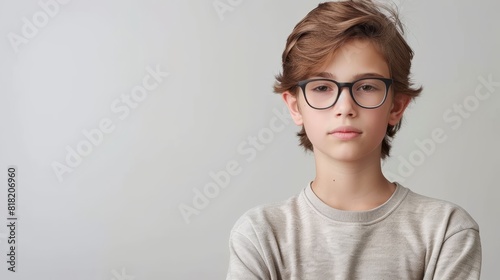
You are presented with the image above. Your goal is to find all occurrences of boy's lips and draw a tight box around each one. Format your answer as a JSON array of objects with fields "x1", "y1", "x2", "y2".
[
  {"x1": 329, "y1": 126, "x2": 362, "y2": 140},
  {"x1": 329, "y1": 126, "x2": 362, "y2": 134}
]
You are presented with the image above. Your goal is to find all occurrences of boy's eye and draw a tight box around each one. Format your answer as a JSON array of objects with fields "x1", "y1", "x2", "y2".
[
  {"x1": 313, "y1": 85, "x2": 332, "y2": 92},
  {"x1": 308, "y1": 81, "x2": 337, "y2": 93},
  {"x1": 357, "y1": 84, "x2": 377, "y2": 91}
]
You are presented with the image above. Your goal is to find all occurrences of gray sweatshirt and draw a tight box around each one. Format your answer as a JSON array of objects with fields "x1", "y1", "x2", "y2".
[{"x1": 226, "y1": 182, "x2": 481, "y2": 279}]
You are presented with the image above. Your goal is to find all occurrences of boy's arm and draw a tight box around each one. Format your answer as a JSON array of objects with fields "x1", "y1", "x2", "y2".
[
  {"x1": 226, "y1": 230, "x2": 271, "y2": 280},
  {"x1": 431, "y1": 228, "x2": 482, "y2": 280}
]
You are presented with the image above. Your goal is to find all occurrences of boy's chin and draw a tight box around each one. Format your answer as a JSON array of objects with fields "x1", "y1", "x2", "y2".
[{"x1": 313, "y1": 146, "x2": 381, "y2": 164}]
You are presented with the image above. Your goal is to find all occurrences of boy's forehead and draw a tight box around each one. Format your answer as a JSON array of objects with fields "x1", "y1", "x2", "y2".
[
  {"x1": 313, "y1": 71, "x2": 388, "y2": 80},
  {"x1": 337, "y1": 39, "x2": 375, "y2": 61},
  {"x1": 310, "y1": 39, "x2": 390, "y2": 79}
]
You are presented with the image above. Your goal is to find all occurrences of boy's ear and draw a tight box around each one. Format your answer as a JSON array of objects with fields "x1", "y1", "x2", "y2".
[
  {"x1": 388, "y1": 93, "x2": 411, "y2": 126},
  {"x1": 282, "y1": 91, "x2": 304, "y2": 126}
]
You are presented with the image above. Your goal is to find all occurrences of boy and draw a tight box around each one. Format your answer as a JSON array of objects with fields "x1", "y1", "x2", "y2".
[{"x1": 226, "y1": 1, "x2": 481, "y2": 279}]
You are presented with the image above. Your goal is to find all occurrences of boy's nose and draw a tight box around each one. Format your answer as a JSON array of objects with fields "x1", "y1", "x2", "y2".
[{"x1": 334, "y1": 87, "x2": 357, "y2": 117}]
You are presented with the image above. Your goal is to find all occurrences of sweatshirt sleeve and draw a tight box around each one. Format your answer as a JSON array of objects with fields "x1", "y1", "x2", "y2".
[
  {"x1": 432, "y1": 228, "x2": 482, "y2": 280},
  {"x1": 226, "y1": 229, "x2": 271, "y2": 280}
]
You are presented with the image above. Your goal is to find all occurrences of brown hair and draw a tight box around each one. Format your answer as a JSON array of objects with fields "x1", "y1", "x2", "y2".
[{"x1": 273, "y1": 0, "x2": 422, "y2": 159}]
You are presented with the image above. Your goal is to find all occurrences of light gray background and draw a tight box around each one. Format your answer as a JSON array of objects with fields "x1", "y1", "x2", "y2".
[{"x1": 0, "y1": 0, "x2": 498, "y2": 279}]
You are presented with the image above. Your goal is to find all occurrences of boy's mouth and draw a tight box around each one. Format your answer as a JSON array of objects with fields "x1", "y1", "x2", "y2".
[
  {"x1": 329, "y1": 126, "x2": 362, "y2": 134},
  {"x1": 329, "y1": 126, "x2": 362, "y2": 140}
]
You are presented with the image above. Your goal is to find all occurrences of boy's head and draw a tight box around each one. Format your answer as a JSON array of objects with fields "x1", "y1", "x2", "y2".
[{"x1": 274, "y1": 0, "x2": 422, "y2": 159}]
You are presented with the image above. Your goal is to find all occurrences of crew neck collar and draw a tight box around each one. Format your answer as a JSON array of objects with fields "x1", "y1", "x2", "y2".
[{"x1": 302, "y1": 181, "x2": 409, "y2": 224}]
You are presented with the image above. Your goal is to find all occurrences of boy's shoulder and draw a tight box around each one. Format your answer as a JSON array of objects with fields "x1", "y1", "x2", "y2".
[
  {"x1": 401, "y1": 185, "x2": 480, "y2": 232},
  {"x1": 229, "y1": 183, "x2": 479, "y2": 238},
  {"x1": 230, "y1": 191, "x2": 303, "y2": 235}
]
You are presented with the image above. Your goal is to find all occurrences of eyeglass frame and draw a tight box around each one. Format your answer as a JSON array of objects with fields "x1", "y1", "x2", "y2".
[{"x1": 296, "y1": 77, "x2": 393, "y2": 110}]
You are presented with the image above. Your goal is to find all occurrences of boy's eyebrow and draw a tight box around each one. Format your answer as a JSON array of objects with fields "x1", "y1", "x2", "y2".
[{"x1": 313, "y1": 72, "x2": 388, "y2": 80}]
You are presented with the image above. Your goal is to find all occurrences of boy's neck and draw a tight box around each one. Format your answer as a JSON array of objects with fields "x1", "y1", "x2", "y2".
[{"x1": 311, "y1": 151, "x2": 395, "y2": 211}]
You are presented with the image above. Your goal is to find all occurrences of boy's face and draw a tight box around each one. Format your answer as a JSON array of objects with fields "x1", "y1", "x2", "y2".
[{"x1": 283, "y1": 39, "x2": 410, "y2": 162}]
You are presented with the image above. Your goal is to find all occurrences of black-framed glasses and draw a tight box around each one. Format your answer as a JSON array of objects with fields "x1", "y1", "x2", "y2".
[{"x1": 297, "y1": 77, "x2": 393, "y2": 109}]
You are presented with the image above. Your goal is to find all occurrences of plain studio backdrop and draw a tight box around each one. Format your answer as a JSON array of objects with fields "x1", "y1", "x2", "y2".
[{"x1": 0, "y1": 0, "x2": 498, "y2": 279}]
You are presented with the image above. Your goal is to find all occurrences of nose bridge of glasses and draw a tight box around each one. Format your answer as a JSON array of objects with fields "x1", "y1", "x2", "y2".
[{"x1": 336, "y1": 82, "x2": 356, "y2": 102}]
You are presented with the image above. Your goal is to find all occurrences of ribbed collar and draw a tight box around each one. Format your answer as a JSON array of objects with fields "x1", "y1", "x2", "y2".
[{"x1": 302, "y1": 181, "x2": 409, "y2": 224}]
